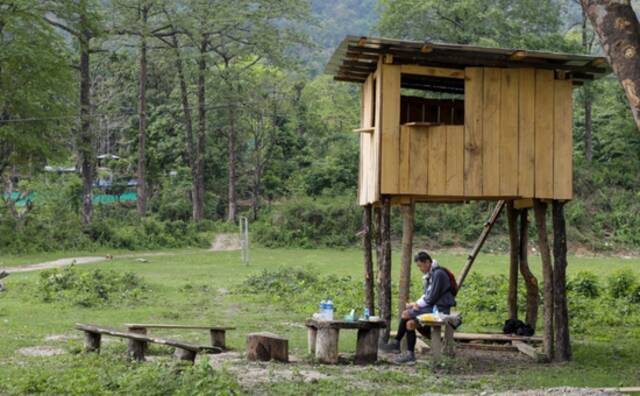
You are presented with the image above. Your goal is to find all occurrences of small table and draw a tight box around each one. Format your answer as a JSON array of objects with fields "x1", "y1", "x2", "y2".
[
  {"x1": 305, "y1": 319, "x2": 386, "y2": 364},
  {"x1": 417, "y1": 318, "x2": 455, "y2": 357}
]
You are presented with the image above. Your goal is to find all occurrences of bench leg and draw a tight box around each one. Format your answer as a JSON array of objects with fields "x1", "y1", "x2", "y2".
[
  {"x1": 175, "y1": 347, "x2": 197, "y2": 363},
  {"x1": 431, "y1": 325, "x2": 442, "y2": 358},
  {"x1": 128, "y1": 339, "x2": 146, "y2": 362},
  {"x1": 209, "y1": 329, "x2": 226, "y2": 349},
  {"x1": 443, "y1": 325, "x2": 455, "y2": 357},
  {"x1": 307, "y1": 327, "x2": 317, "y2": 355},
  {"x1": 128, "y1": 327, "x2": 148, "y2": 356},
  {"x1": 315, "y1": 328, "x2": 339, "y2": 364},
  {"x1": 355, "y1": 328, "x2": 379, "y2": 364},
  {"x1": 84, "y1": 331, "x2": 101, "y2": 353}
]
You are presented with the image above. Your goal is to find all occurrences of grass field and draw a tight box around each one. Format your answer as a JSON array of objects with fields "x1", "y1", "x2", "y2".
[{"x1": 1, "y1": 247, "x2": 639, "y2": 395}]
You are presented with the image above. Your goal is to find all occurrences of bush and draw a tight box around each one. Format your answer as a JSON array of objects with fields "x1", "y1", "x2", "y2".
[
  {"x1": 37, "y1": 266, "x2": 148, "y2": 307},
  {"x1": 253, "y1": 195, "x2": 361, "y2": 248},
  {"x1": 568, "y1": 271, "x2": 601, "y2": 299},
  {"x1": 235, "y1": 267, "x2": 365, "y2": 316},
  {"x1": 607, "y1": 269, "x2": 637, "y2": 299}
]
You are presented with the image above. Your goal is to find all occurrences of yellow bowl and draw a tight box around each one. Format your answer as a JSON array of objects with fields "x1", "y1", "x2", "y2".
[{"x1": 417, "y1": 313, "x2": 437, "y2": 322}]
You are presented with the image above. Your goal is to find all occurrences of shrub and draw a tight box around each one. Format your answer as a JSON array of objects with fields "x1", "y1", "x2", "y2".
[
  {"x1": 37, "y1": 266, "x2": 148, "y2": 307},
  {"x1": 568, "y1": 271, "x2": 601, "y2": 299},
  {"x1": 235, "y1": 267, "x2": 364, "y2": 316},
  {"x1": 607, "y1": 269, "x2": 637, "y2": 299}
]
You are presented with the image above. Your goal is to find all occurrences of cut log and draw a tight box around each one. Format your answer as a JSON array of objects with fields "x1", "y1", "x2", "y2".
[
  {"x1": 355, "y1": 328, "x2": 379, "y2": 364},
  {"x1": 174, "y1": 347, "x2": 197, "y2": 363},
  {"x1": 453, "y1": 332, "x2": 542, "y2": 343},
  {"x1": 307, "y1": 327, "x2": 317, "y2": 354},
  {"x1": 84, "y1": 331, "x2": 101, "y2": 353},
  {"x1": 246, "y1": 332, "x2": 288, "y2": 363},
  {"x1": 443, "y1": 325, "x2": 455, "y2": 356},
  {"x1": 430, "y1": 326, "x2": 443, "y2": 357},
  {"x1": 315, "y1": 328, "x2": 339, "y2": 364},
  {"x1": 512, "y1": 340, "x2": 545, "y2": 362},
  {"x1": 128, "y1": 339, "x2": 146, "y2": 362},
  {"x1": 209, "y1": 329, "x2": 226, "y2": 349}
]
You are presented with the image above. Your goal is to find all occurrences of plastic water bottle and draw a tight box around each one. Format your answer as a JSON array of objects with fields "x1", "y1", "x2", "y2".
[
  {"x1": 326, "y1": 299, "x2": 334, "y2": 321},
  {"x1": 433, "y1": 306, "x2": 440, "y2": 319},
  {"x1": 320, "y1": 300, "x2": 327, "y2": 320},
  {"x1": 364, "y1": 307, "x2": 370, "y2": 320}
]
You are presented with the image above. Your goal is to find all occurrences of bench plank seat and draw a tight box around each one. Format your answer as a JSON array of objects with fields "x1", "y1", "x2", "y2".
[
  {"x1": 123, "y1": 323, "x2": 234, "y2": 350},
  {"x1": 75, "y1": 323, "x2": 221, "y2": 363}
]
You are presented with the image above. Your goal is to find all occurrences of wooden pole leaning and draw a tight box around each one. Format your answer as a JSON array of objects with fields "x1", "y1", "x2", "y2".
[{"x1": 457, "y1": 200, "x2": 506, "y2": 290}]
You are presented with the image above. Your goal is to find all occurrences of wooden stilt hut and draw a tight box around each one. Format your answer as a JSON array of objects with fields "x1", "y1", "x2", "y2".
[{"x1": 325, "y1": 36, "x2": 610, "y2": 362}]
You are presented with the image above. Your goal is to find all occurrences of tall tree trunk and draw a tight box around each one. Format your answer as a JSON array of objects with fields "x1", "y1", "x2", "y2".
[
  {"x1": 582, "y1": 8, "x2": 594, "y2": 162},
  {"x1": 227, "y1": 101, "x2": 237, "y2": 223},
  {"x1": 170, "y1": 34, "x2": 200, "y2": 221},
  {"x1": 534, "y1": 199, "x2": 554, "y2": 361},
  {"x1": 519, "y1": 209, "x2": 539, "y2": 329},
  {"x1": 79, "y1": 32, "x2": 94, "y2": 227},
  {"x1": 195, "y1": 38, "x2": 207, "y2": 220},
  {"x1": 398, "y1": 203, "x2": 414, "y2": 316},
  {"x1": 507, "y1": 202, "x2": 520, "y2": 321},
  {"x1": 552, "y1": 201, "x2": 572, "y2": 361},
  {"x1": 581, "y1": 0, "x2": 640, "y2": 130},
  {"x1": 378, "y1": 196, "x2": 392, "y2": 343},
  {"x1": 363, "y1": 204, "x2": 375, "y2": 315},
  {"x1": 136, "y1": 6, "x2": 148, "y2": 216}
]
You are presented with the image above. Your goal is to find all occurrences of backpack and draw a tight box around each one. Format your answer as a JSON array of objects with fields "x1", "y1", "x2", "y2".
[{"x1": 435, "y1": 267, "x2": 458, "y2": 296}]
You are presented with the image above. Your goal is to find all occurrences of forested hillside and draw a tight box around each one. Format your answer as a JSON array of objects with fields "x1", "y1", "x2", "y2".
[{"x1": 1, "y1": 0, "x2": 639, "y2": 254}]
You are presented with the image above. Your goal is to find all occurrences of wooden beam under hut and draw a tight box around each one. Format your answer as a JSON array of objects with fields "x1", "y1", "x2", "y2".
[
  {"x1": 552, "y1": 200, "x2": 571, "y2": 361},
  {"x1": 507, "y1": 202, "x2": 519, "y2": 321},
  {"x1": 377, "y1": 196, "x2": 392, "y2": 343},
  {"x1": 534, "y1": 199, "x2": 554, "y2": 361},
  {"x1": 362, "y1": 204, "x2": 375, "y2": 314},
  {"x1": 519, "y1": 208, "x2": 539, "y2": 329},
  {"x1": 398, "y1": 203, "x2": 414, "y2": 315}
]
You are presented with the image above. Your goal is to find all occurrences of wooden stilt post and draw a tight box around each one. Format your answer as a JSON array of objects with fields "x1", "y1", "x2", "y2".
[
  {"x1": 507, "y1": 202, "x2": 520, "y2": 321},
  {"x1": 363, "y1": 204, "x2": 375, "y2": 315},
  {"x1": 534, "y1": 199, "x2": 554, "y2": 361},
  {"x1": 552, "y1": 200, "x2": 571, "y2": 361},
  {"x1": 398, "y1": 203, "x2": 414, "y2": 316},
  {"x1": 378, "y1": 196, "x2": 392, "y2": 343},
  {"x1": 457, "y1": 200, "x2": 506, "y2": 290},
  {"x1": 519, "y1": 208, "x2": 539, "y2": 328}
]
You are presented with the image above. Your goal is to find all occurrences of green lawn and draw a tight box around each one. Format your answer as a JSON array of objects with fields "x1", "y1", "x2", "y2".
[{"x1": 1, "y1": 247, "x2": 639, "y2": 395}]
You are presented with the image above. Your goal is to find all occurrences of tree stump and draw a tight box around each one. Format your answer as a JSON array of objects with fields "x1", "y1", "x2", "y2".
[
  {"x1": 355, "y1": 328, "x2": 379, "y2": 364},
  {"x1": 315, "y1": 328, "x2": 339, "y2": 364},
  {"x1": 127, "y1": 326, "x2": 148, "y2": 357},
  {"x1": 246, "y1": 332, "x2": 288, "y2": 362},
  {"x1": 209, "y1": 329, "x2": 226, "y2": 349},
  {"x1": 128, "y1": 339, "x2": 146, "y2": 362},
  {"x1": 307, "y1": 327, "x2": 317, "y2": 355},
  {"x1": 174, "y1": 347, "x2": 197, "y2": 363},
  {"x1": 84, "y1": 331, "x2": 101, "y2": 353}
]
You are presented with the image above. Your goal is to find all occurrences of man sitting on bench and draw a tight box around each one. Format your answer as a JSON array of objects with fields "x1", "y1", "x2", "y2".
[{"x1": 381, "y1": 251, "x2": 456, "y2": 364}]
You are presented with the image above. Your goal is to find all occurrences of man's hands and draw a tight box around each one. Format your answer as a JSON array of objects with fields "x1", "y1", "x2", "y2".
[{"x1": 401, "y1": 302, "x2": 419, "y2": 320}]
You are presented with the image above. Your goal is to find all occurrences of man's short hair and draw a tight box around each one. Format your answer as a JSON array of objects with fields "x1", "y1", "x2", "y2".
[{"x1": 414, "y1": 251, "x2": 432, "y2": 263}]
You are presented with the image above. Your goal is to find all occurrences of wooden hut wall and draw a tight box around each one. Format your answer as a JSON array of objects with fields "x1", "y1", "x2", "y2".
[
  {"x1": 463, "y1": 67, "x2": 573, "y2": 200},
  {"x1": 375, "y1": 66, "x2": 573, "y2": 202}
]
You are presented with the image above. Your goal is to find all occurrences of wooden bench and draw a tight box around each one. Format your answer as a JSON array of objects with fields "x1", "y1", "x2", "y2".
[
  {"x1": 305, "y1": 319, "x2": 386, "y2": 364},
  {"x1": 123, "y1": 323, "x2": 235, "y2": 350},
  {"x1": 76, "y1": 323, "x2": 222, "y2": 363},
  {"x1": 416, "y1": 317, "x2": 456, "y2": 358}
]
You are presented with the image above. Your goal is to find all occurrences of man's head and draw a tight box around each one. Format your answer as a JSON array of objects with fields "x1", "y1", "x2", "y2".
[{"x1": 414, "y1": 251, "x2": 433, "y2": 274}]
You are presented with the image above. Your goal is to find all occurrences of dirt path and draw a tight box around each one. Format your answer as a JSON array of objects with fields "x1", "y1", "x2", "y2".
[{"x1": 3, "y1": 233, "x2": 242, "y2": 274}]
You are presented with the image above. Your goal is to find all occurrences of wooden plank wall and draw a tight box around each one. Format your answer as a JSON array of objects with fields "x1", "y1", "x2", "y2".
[
  {"x1": 358, "y1": 73, "x2": 374, "y2": 205},
  {"x1": 368, "y1": 65, "x2": 573, "y2": 203}
]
